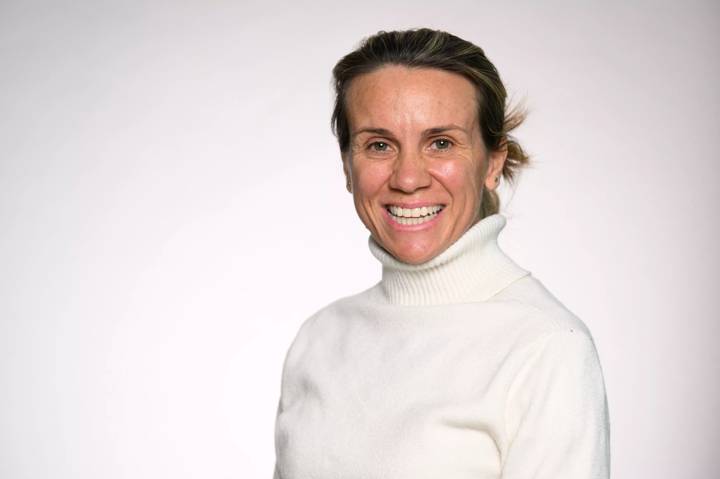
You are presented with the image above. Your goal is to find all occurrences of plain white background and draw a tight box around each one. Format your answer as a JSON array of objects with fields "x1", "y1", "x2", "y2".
[{"x1": 1, "y1": 0, "x2": 718, "y2": 477}]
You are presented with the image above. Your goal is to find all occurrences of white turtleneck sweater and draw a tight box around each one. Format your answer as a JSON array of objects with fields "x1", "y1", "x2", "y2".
[{"x1": 273, "y1": 214, "x2": 610, "y2": 478}]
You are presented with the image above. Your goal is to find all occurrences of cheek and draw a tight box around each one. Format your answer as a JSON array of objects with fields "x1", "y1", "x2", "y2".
[
  {"x1": 435, "y1": 160, "x2": 482, "y2": 197},
  {"x1": 352, "y1": 163, "x2": 389, "y2": 199}
]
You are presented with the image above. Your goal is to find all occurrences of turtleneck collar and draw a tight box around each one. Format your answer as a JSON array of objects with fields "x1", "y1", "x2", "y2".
[{"x1": 367, "y1": 213, "x2": 530, "y2": 306}]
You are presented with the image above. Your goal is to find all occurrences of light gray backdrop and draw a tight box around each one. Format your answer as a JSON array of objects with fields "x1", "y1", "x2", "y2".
[{"x1": 1, "y1": 0, "x2": 718, "y2": 477}]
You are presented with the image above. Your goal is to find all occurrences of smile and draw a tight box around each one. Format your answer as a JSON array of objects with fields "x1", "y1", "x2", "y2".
[{"x1": 385, "y1": 205, "x2": 445, "y2": 225}]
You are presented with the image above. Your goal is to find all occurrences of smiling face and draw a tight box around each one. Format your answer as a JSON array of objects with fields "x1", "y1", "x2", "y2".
[{"x1": 342, "y1": 65, "x2": 507, "y2": 265}]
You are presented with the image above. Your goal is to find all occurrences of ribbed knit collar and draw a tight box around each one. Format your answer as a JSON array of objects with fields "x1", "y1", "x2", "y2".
[{"x1": 367, "y1": 213, "x2": 530, "y2": 306}]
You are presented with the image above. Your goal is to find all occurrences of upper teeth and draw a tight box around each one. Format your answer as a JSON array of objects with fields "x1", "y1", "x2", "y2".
[{"x1": 388, "y1": 205, "x2": 444, "y2": 218}]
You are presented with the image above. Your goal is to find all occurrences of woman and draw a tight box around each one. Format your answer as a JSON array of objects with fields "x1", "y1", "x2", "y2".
[{"x1": 273, "y1": 28, "x2": 610, "y2": 478}]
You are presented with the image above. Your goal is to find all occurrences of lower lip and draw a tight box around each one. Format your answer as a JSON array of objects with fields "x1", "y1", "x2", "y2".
[{"x1": 382, "y1": 207, "x2": 445, "y2": 231}]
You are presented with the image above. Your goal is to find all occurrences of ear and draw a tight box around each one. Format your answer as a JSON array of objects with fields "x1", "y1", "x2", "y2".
[
  {"x1": 342, "y1": 153, "x2": 352, "y2": 193},
  {"x1": 484, "y1": 146, "x2": 508, "y2": 191}
]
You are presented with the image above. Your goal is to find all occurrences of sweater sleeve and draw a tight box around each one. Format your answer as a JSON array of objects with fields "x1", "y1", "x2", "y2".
[{"x1": 502, "y1": 329, "x2": 610, "y2": 479}]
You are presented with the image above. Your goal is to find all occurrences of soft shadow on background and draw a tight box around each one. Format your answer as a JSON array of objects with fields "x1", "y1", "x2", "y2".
[{"x1": 1, "y1": 1, "x2": 718, "y2": 477}]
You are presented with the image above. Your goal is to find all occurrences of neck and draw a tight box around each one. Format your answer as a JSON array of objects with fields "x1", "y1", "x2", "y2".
[{"x1": 367, "y1": 214, "x2": 529, "y2": 306}]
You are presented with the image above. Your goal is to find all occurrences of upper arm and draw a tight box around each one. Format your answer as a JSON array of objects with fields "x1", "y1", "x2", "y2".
[{"x1": 502, "y1": 329, "x2": 610, "y2": 478}]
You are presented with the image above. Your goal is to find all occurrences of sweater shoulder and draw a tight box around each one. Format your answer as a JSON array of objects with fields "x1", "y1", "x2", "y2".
[
  {"x1": 282, "y1": 285, "x2": 377, "y2": 353},
  {"x1": 286, "y1": 275, "x2": 595, "y2": 360},
  {"x1": 489, "y1": 273, "x2": 593, "y2": 338}
]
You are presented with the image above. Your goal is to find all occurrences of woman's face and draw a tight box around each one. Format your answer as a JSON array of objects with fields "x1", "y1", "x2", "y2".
[{"x1": 343, "y1": 65, "x2": 506, "y2": 265}]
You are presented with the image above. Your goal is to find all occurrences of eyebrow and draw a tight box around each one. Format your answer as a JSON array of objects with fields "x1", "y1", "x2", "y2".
[{"x1": 351, "y1": 124, "x2": 468, "y2": 139}]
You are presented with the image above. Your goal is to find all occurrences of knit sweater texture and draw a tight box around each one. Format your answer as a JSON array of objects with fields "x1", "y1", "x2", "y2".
[{"x1": 273, "y1": 213, "x2": 610, "y2": 478}]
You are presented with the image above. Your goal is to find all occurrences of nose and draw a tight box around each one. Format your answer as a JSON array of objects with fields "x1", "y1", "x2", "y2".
[{"x1": 388, "y1": 149, "x2": 432, "y2": 193}]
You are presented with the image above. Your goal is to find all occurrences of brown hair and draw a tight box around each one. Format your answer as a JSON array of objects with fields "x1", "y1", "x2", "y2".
[{"x1": 330, "y1": 28, "x2": 530, "y2": 218}]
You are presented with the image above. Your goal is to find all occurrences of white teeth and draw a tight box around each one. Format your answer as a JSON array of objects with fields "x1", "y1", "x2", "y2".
[
  {"x1": 388, "y1": 205, "x2": 443, "y2": 218},
  {"x1": 387, "y1": 205, "x2": 444, "y2": 225}
]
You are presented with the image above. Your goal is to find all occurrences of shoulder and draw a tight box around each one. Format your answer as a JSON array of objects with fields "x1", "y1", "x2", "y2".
[
  {"x1": 282, "y1": 286, "x2": 377, "y2": 356},
  {"x1": 482, "y1": 273, "x2": 604, "y2": 370},
  {"x1": 490, "y1": 273, "x2": 593, "y2": 337},
  {"x1": 496, "y1": 276, "x2": 607, "y2": 404}
]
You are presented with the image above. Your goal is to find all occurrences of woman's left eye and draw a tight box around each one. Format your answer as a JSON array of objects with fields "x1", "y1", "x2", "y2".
[{"x1": 432, "y1": 138, "x2": 452, "y2": 150}]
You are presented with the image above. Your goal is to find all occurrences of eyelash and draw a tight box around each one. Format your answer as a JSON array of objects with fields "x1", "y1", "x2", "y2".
[
  {"x1": 369, "y1": 141, "x2": 391, "y2": 152},
  {"x1": 367, "y1": 138, "x2": 453, "y2": 152},
  {"x1": 431, "y1": 138, "x2": 453, "y2": 150}
]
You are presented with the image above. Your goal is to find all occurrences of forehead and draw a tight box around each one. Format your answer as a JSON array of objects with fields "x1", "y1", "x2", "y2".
[{"x1": 345, "y1": 65, "x2": 478, "y2": 131}]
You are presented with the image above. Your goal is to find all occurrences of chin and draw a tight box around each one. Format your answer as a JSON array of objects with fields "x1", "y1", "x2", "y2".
[
  {"x1": 389, "y1": 241, "x2": 442, "y2": 265},
  {"x1": 398, "y1": 254, "x2": 432, "y2": 265}
]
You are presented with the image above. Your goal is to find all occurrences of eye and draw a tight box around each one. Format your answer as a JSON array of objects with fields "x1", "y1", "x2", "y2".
[
  {"x1": 431, "y1": 138, "x2": 453, "y2": 150},
  {"x1": 369, "y1": 141, "x2": 390, "y2": 152}
]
